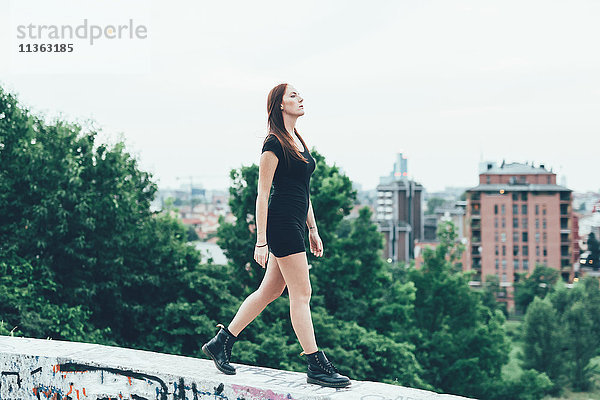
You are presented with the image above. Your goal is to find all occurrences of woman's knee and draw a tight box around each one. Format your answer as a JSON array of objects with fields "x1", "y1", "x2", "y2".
[
  {"x1": 258, "y1": 286, "x2": 285, "y2": 303},
  {"x1": 289, "y1": 286, "x2": 312, "y2": 304}
]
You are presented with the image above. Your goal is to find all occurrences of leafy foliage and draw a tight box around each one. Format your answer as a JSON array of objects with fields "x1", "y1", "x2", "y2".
[{"x1": 513, "y1": 265, "x2": 560, "y2": 314}]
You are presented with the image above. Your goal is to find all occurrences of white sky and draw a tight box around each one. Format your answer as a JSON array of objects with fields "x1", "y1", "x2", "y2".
[{"x1": 1, "y1": 0, "x2": 599, "y2": 193}]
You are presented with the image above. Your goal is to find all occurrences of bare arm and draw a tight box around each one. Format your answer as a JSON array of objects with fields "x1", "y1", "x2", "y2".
[
  {"x1": 306, "y1": 197, "x2": 318, "y2": 233},
  {"x1": 256, "y1": 151, "x2": 278, "y2": 245}
]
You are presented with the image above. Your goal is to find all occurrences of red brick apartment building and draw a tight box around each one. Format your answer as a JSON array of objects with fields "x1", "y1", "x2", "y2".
[{"x1": 466, "y1": 162, "x2": 573, "y2": 312}]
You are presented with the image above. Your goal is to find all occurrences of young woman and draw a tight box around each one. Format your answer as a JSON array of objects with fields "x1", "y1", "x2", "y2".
[{"x1": 202, "y1": 83, "x2": 351, "y2": 388}]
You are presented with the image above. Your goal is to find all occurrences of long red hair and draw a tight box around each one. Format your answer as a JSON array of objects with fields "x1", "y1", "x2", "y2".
[{"x1": 264, "y1": 83, "x2": 309, "y2": 167}]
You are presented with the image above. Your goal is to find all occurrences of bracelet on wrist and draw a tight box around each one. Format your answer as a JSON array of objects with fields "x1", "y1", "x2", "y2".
[{"x1": 255, "y1": 242, "x2": 268, "y2": 248}]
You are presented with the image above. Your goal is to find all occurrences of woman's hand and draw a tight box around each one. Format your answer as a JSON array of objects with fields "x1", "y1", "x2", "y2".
[
  {"x1": 309, "y1": 230, "x2": 323, "y2": 257},
  {"x1": 254, "y1": 244, "x2": 269, "y2": 268}
]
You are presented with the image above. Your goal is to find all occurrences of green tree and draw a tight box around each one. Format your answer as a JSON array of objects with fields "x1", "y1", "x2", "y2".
[
  {"x1": 0, "y1": 85, "x2": 218, "y2": 352},
  {"x1": 549, "y1": 278, "x2": 600, "y2": 392},
  {"x1": 186, "y1": 224, "x2": 200, "y2": 242},
  {"x1": 426, "y1": 197, "x2": 446, "y2": 215},
  {"x1": 478, "y1": 274, "x2": 508, "y2": 317},
  {"x1": 519, "y1": 296, "x2": 565, "y2": 392},
  {"x1": 587, "y1": 232, "x2": 600, "y2": 270},
  {"x1": 513, "y1": 265, "x2": 560, "y2": 314},
  {"x1": 408, "y1": 221, "x2": 510, "y2": 398}
]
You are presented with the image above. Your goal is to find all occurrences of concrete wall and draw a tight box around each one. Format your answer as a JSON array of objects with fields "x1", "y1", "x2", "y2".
[{"x1": 0, "y1": 336, "x2": 474, "y2": 400}]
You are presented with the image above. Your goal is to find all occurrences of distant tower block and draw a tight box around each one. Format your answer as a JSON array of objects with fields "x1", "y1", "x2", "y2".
[
  {"x1": 377, "y1": 153, "x2": 424, "y2": 263},
  {"x1": 393, "y1": 153, "x2": 408, "y2": 179}
]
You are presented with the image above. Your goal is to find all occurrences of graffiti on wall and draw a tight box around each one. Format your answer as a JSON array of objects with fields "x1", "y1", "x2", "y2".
[
  {"x1": 0, "y1": 354, "x2": 417, "y2": 400},
  {"x1": 0, "y1": 355, "x2": 279, "y2": 400}
]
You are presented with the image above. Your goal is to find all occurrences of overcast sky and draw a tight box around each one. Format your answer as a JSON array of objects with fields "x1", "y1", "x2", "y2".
[{"x1": 1, "y1": 0, "x2": 598, "y2": 194}]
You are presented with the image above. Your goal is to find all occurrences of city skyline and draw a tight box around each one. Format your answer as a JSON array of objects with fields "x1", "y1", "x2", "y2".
[{"x1": 1, "y1": 0, "x2": 598, "y2": 194}]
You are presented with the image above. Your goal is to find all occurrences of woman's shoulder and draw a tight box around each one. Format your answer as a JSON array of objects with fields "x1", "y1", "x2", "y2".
[{"x1": 262, "y1": 133, "x2": 284, "y2": 158}]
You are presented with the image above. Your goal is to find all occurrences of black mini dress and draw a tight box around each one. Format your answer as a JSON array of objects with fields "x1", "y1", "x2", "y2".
[{"x1": 261, "y1": 133, "x2": 316, "y2": 257}]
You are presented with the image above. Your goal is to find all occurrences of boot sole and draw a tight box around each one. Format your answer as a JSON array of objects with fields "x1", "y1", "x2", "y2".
[
  {"x1": 307, "y1": 376, "x2": 351, "y2": 388},
  {"x1": 202, "y1": 344, "x2": 236, "y2": 375}
]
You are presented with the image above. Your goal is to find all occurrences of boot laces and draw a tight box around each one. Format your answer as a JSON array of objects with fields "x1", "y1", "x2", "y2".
[
  {"x1": 224, "y1": 336, "x2": 231, "y2": 363},
  {"x1": 321, "y1": 356, "x2": 339, "y2": 374},
  {"x1": 217, "y1": 324, "x2": 234, "y2": 363}
]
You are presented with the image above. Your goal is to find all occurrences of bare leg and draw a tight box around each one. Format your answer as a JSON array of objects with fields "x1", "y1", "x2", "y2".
[
  {"x1": 227, "y1": 252, "x2": 286, "y2": 336},
  {"x1": 276, "y1": 251, "x2": 318, "y2": 354}
]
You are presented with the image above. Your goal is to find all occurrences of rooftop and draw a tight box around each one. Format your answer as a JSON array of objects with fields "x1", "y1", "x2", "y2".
[
  {"x1": 480, "y1": 162, "x2": 552, "y2": 175},
  {"x1": 467, "y1": 183, "x2": 571, "y2": 193}
]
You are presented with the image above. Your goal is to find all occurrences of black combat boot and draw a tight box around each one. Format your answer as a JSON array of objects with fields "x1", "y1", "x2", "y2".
[
  {"x1": 202, "y1": 323, "x2": 237, "y2": 375},
  {"x1": 302, "y1": 350, "x2": 351, "y2": 388}
]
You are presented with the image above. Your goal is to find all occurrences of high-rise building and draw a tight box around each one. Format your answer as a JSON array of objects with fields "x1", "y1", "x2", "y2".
[
  {"x1": 466, "y1": 161, "x2": 573, "y2": 311},
  {"x1": 376, "y1": 153, "x2": 424, "y2": 263}
]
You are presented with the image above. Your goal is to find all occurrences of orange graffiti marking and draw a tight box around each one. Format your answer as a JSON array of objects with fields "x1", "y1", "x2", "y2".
[
  {"x1": 127, "y1": 377, "x2": 132, "y2": 385},
  {"x1": 33, "y1": 387, "x2": 38, "y2": 396},
  {"x1": 76, "y1": 389, "x2": 80, "y2": 400},
  {"x1": 66, "y1": 385, "x2": 73, "y2": 396},
  {"x1": 83, "y1": 388, "x2": 87, "y2": 396},
  {"x1": 119, "y1": 394, "x2": 123, "y2": 399}
]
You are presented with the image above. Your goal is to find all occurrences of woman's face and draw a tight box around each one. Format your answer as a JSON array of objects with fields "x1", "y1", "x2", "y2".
[{"x1": 281, "y1": 85, "x2": 304, "y2": 117}]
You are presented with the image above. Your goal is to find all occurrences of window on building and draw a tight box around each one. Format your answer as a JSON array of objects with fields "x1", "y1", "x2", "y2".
[
  {"x1": 502, "y1": 272, "x2": 507, "y2": 281},
  {"x1": 547, "y1": 176, "x2": 551, "y2": 184},
  {"x1": 495, "y1": 231, "x2": 499, "y2": 242},
  {"x1": 543, "y1": 232, "x2": 547, "y2": 241},
  {"x1": 513, "y1": 245, "x2": 519, "y2": 256},
  {"x1": 512, "y1": 193, "x2": 518, "y2": 201},
  {"x1": 513, "y1": 218, "x2": 518, "y2": 228},
  {"x1": 522, "y1": 218, "x2": 528, "y2": 229},
  {"x1": 501, "y1": 204, "x2": 506, "y2": 215},
  {"x1": 535, "y1": 205, "x2": 539, "y2": 215},
  {"x1": 495, "y1": 245, "x2": 499, "y2": 256},
  {"x1": 502, "y1": 218, "x2": 506, "y2": 228},
  {"x1": 487, "y1": 176, "x2": 491, "y2": 184},
  {"x1": 513, "y1": 204, "x2": 518, "y2": 214},
  {"x1": 521, "y1": 192, "x2": 528, "y2": 201},
  {"x1": 502, "y1": 259, "x2": 507, "y2": 270},
  {"x1": 514, "y1": 259, "x2": 519, "y2": 269},
  {"x1": 543, "y1": 247, "x2": 547, "y2": 257},
  {"x1": 513, "y1": 232, "x2": 519, "y2": 242},
  {"x1": 524, "y1": 259, "x2": 529, "y2": 269},
  {"x1": 522, "y1": 204, "x2": 528, "y2": 214},
  {"x1": 522, "y1": 232, "x2": 528, "y2": 242},
  {"x1": 536, "y1": 246, "x2": 540, "y2": 256},
  {"x1": 543, "y1": 219, "x2": 547, "y2": 229},
  {"x1": 543, "y1": 205, "x2": 546, "y2": 215},
  {"x1": 535, "y1": 232, "x2": 540, "y2": 242},
  {"x1": 495, "y1": 259, "x2": 499, "y2": 269},
  {"x1": 502, "y1": 245, "x2": 506, "y2": 256},
  {"x1": 495, "y1": 218, "x2": 498, "y2": 228},
  {"x1": 535, "y1": 219, "x2": 539, "y2": 229},
  {"x1": 501, "y1": 233, "x2": 506, "y2": 242},
  {"x1": 523, "y1": 245, "x2": 529, "y2": 256},
  {"x1": 494, "y1": 204, "x2": 498, "y2": 214}
]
